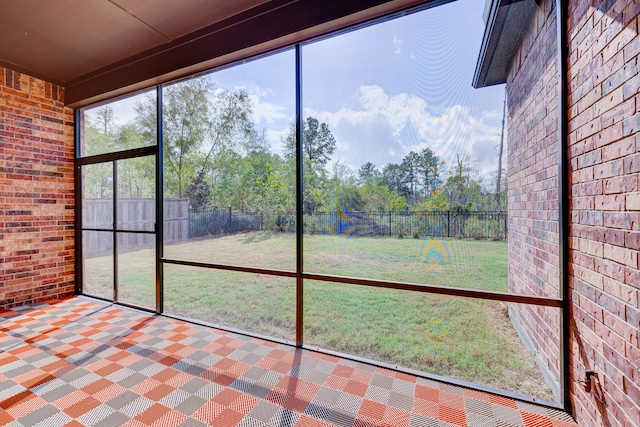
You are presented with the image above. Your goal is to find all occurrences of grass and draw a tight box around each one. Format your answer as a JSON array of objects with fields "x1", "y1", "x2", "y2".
[
  {"x1": 83, "y1": 231, "x2": 553, "y2": 400},
  {"x1": 162, "y1": 232, "x2": 508, "y2": 291}
]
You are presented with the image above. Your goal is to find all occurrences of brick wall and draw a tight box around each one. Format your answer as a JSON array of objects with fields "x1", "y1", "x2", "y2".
[
  {"x1": 0, "y1": 67, "x2": 75, "y2": 309},
  {"x1": 506, "y1": 0, "x2": 562, "y2": 400},
  {"x1": 506, "y1": 0, "x2": 640, "y2": 423},
  {"x1": 567, "y1": 0, "x2": 640, "y2": 425}
]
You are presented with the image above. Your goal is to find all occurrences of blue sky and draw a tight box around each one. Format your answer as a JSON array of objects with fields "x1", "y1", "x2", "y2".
[{"x1": 91, "y1": 0, "x2": 506, "y2": 184}]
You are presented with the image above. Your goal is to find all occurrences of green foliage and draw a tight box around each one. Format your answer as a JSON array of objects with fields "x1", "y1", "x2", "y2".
[
  {"x1": 84, "y1": 88, "x2": 505, "y2": 217},
  {"x1": 185, "y1": 168, "x2": 213, "y2": 209},
  {"x1": 382, "y1": 163, "x2": 411, "y2": 199},
  {"x1": 82, "y1": 107, "x2": 154, "y2": 199},
  {"x1": 274, "y1": 214, "x2": 295, "y2": 232},
  {"x1": 135, "y1": 78, "x2": 255, "y2": 199},
  {"x1": 464, "y1": 216, "x2": 507, "y2": 240},
  {"x1": 357, "y1": 161, "x2": 380, "y2": 185},
  {"x1": 284, "y1": 117, "x2": 337, "y2": 166},
  {"x1": 283, "y1": 117, "x2": 338, "y2": 214},
  {"x1": 82, "y1": 163, "x2": 112, "y2": 199}
]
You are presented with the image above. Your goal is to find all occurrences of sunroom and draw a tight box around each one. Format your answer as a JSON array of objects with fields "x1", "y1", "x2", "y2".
[{"x1": 2, "y1": 0, "x2": 638, "y2": 426}]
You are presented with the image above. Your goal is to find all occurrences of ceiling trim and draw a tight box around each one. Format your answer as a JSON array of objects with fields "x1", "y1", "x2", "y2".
[{"x1": 0, "y1": 59, "x2": 65, "y2": 87}]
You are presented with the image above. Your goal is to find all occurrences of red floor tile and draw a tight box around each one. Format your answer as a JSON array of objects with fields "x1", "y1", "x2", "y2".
[
  {"x1": 439, "y1": 404, "x2": 468, "y2": 426},
  {"x1": 0, "y1": 298, "x2": 577, "y2": 427},
  {"x1": 134, "y1": 403, "x2": 172, "y2": 425},
  {"x1": 64, "y1": 396, "x2": 101, "y2": 418}
]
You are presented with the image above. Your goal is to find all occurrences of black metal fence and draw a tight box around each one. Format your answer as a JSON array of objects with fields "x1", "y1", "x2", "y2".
[{"x1": 188, "y1": 207, "x2": 507, "y2": 241}]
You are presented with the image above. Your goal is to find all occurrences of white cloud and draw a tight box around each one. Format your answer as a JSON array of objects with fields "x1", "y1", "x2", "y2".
[
  {"x1": 266, "y1": 126, "x2": 291, "y2": 155},
  {"x1": 229, "y1": 82, "x2": 275, "y2": 98},
  {"x1": 305, "y1": 85, "x2": 502, "y2": 180},
  {"x1": 248, "y1": 94, "x2": 287, "y2": 124},
  {"x1": 481, "y1": 109, "x2": 504, "y2": 121}
]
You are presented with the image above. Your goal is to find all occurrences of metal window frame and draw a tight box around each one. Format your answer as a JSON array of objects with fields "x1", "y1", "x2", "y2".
[
  {"x1": 556, "y1": 0, "x2": 570, "y2": 414},
  {"x1": 73, "y1": 0, "x2": 569, "y2": 412}
]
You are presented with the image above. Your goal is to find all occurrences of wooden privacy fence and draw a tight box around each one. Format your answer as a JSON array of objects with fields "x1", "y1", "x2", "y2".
[{"x1": 83, "y1": 198, "x2": 188, "y2": 254}]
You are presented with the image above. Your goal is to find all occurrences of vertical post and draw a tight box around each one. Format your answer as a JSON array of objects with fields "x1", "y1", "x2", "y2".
[
  {"x1": 447, "y1": 211, "x2": 450, "y2": 238},
  {"x1": 156, "y1": 85, "x2": 164, "y2": 314},
  {"x1": 504, "y1": 212, "x2": 507, "y2": 240},
  {"x1": 113, "y1": 161, "x2": 118, "y2": 302},
  {"x1": 74, "y1": 109, "x2": 83, "y2": 295},
  {"x1": 556, "y1": 0, "x2": 570, "y2": 413},
  {"x1": 388, "y1": 211, "x2": 392, "y2": 237},
  {"x1": 295, "y1": 44, "x2": 304, "y2": 347}
]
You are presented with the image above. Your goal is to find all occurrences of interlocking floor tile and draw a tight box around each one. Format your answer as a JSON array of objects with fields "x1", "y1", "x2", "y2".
[{"x1": 0, "y1": 298, "x2": 577, "y2": 427}]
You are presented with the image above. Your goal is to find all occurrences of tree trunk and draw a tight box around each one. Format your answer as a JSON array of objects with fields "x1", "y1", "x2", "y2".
[{"x1": 496, "y1": 94, "x2": 506, "y2": 209}]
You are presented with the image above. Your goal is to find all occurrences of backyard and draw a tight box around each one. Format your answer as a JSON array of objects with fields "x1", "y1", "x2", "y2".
[{"x1": 83, "y1": 232, "x2": 553, "y2": 400}]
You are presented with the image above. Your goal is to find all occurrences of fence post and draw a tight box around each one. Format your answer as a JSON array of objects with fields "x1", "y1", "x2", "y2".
[
  {"x1": 447, "y1": 211, "x2": 450, "y2": 238},
  {"x1": 388, "y1": 211, "x2": 392, "y2": 237}
]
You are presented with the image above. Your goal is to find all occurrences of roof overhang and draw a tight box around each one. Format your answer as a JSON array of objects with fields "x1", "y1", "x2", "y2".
[
  {"x1": 66, "y1": 0, "x2": 434, "y2": 108},
  {"x1": 472, "y1": 0, "x2": 538, "y2": 88},
  {"x1": 2, "y1": 0, "x2": 453, "y2": 108}
]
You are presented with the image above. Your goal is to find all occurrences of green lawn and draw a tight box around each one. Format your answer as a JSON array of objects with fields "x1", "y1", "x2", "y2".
[
  {"x1": 162, "y1": 232, "x2": 508, "y2": 291},
  {"x1": 83, "y1": 232, "x2": 553, "y2": 400}
]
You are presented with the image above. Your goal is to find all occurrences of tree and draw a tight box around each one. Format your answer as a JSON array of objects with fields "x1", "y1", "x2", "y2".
[
  {"x1": 284, "y1": 117, "x2": 336, "y2": 166},
  {"x1": 381, "y1": 163, "x2": 410, "y2": 199},
  {"x1": 401, "y1": 151, "x2": 426, "y2": 206},
  {"x1": 135, "y1": 78, "x2": 254, "y2": 199},
  {"x1": 445, "y1": 154, "x2": 476, "y2": 211},
  {"x1": 137, "y1": 79, "x2": 209, "y2": 198},
  {"x1": 417, "y1": 148, "x2": 443, "y2": 198},
  {"x1": 490, "y1": 168, "x2": 507, "y2": 211},
  {"x1": 94, "y1": 106, "x2": 114, "y2": 135},
  {"x1": 83, "y1": 107, "x2": 116, "y2": 156},
  {"x1": 185, "y1": 168, "x2": 213, "y2": 209},
  {"x1": 357, "y1": 162, "x2": 380, "y2": 185},
  {"x1": 283, "y1": 117, "x2": 337, "y2": 213},
  {"x1": 200, "y1": 88, "x2": 254, "y2": 170},
  {"x1": 115, "y1": 124, "x2": 154, "y2": 199}
]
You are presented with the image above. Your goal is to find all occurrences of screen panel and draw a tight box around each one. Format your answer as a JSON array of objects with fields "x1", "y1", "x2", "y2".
[
  {"x1": 162, "y1": 49, "x2": 296, "y2": 272},
  {"x1": 303, "y1": 280, "x2": 560, "y2": 402},
  {"x1": 80, "y1": 89, "x2": 157, "y2": 157},
  {"x1": 116, "y1": 155, "x2": 156, "y2": 232},
  {"x1": 164, "y1": 264, "x2": 296, "y2": 342},
  {"x1": 116, "y1": 233, "x2": 156, "y2": 309},
  {"x1": 82, "y1": 230, "x2": 113, "y2": 300},
  {"x1": 82, "y1": 163, "x2": 113, "y2": 230}
]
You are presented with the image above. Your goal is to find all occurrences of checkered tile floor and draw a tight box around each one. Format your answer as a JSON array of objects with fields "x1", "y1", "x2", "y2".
[{"x1": 0, "y1": 298, "x2": 576, "y2": 426}]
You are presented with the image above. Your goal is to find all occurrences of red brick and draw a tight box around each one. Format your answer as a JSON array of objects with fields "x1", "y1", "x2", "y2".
[
  {"x1": 603, "y1": 175, "x2": 638, "y2": 194},
  {"x1": 511, "y1": 0, "x2": 640, "y2": 423},
  {"x1": 0, "y1": 66, "x2": 74, "y2": 311},
  {"x1": 628, "y1": 192, "x2": 640, "y2": 210}
]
